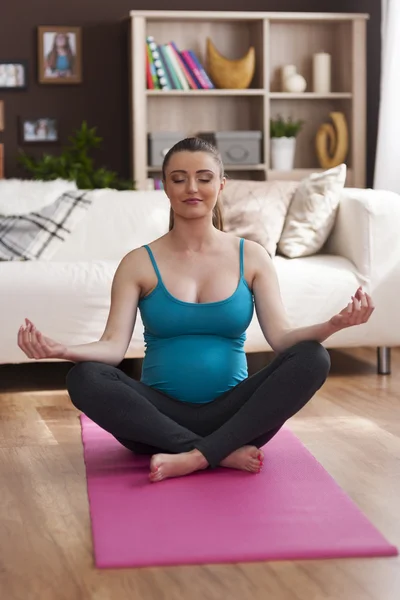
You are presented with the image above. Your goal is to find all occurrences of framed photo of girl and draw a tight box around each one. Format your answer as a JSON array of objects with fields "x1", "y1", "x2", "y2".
[{"x1": 38, "y1": 26, "x2": 82, "y2": 84}]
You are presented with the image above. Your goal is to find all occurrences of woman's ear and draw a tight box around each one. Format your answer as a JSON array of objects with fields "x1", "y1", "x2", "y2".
[{"x1": 220, "y1": 176, "x2": 226, "y2": 192}]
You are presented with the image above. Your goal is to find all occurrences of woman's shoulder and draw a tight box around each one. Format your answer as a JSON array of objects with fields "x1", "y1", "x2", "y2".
[
  {"x1": 119, "y1": 235, "x2": 167, "y2": 272},
  {"x1": 226, "y1": 234, "x2": 271, "y2": 262},
  {"x1": 121, "y1": 243, "x2": 156, "y2": 267}
]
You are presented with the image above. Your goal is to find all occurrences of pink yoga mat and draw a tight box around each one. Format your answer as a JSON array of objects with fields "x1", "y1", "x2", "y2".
[{"x1": 80, "y1": 415, "x2": 398, "y2": 568}]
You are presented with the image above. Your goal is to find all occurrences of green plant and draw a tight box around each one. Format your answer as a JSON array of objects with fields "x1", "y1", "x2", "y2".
[
  {"x1": 18, "y1": 121, "x2": 135, "y2": 190},
  {"x1": 270, "y1": 115, "x2": 304, "y2": 138}
]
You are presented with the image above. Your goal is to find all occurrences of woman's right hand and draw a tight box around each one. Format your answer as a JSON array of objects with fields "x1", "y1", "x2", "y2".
[{"x1": 18, "y1": 318, "x2": 68, "y2": 360}]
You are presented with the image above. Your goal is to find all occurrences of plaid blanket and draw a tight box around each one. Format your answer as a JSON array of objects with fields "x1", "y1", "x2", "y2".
[{"x1": 0, "y1": 190, "x2": 93, "y2": 261}]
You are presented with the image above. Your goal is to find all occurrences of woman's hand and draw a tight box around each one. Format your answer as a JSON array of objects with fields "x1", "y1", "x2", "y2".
[
  {"x1": 329, "y1": 286, "x2": 375, "y2": 331},
  {"x1": 17, "y1": 318, "x2": 68, "y2": 360}
]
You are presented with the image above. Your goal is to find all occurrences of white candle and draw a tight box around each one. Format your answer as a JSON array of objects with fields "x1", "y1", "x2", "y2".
[{"x1": 312, "y1": 52, "x2": 331, "y2": 94}]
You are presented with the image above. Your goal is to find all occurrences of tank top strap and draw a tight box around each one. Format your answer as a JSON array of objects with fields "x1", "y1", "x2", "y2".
[
  {"x1": 239, "y1": 238, "x2": 245, "y2": 278},
  {"x1": 143, "y1": 245, "x2": 163, "y2": 283}
]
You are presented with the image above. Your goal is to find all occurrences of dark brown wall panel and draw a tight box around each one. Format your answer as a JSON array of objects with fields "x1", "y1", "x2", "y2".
[{"x1": 0, "y1": 2, "x2": 379, "y2": 185}]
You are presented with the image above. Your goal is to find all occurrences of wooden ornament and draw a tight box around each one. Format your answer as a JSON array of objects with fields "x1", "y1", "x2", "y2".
[
  {"x1": 206, "y1": 38, "x2": 255, "y2": 89},
  {"x1": 316, "y1": 112, "x2": 349, "y2": 169}
]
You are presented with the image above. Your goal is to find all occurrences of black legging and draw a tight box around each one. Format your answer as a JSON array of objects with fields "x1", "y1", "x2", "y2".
[{"x1": 66, "y1": 340, "x2": 330, "y2": 468}]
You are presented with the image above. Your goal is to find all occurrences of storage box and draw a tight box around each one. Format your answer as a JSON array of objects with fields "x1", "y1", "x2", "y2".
[
  {"x1": 148, "y1": 132, "x2": 185, "y2": 167},
  {"x1": 215, "y1": 131, "x2": 262, "y2": 165}
]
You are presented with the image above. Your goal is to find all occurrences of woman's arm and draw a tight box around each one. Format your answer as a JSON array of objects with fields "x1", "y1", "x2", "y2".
[
  {"x1": 19, "y1": 251, "x2": 142, "y2": 365},
  {"x1": 249, "y1": 242, "x2": 374, "y2": 354}
]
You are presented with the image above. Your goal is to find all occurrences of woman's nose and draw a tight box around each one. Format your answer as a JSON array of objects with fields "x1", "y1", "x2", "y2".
[{"x1": 186, "y1": 178, "x2": 198, "y2": 193}]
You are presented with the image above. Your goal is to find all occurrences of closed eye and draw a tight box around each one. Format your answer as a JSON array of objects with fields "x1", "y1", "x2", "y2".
[{"x1": 172, "y1": 179, "x2": 212, "y2": 184}]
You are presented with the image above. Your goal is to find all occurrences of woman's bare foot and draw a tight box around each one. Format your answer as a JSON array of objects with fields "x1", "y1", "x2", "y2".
[
  {"x1": 219, "y1": 446, "x2": 264, "y2": 473},
  {"x1": 149, "y1": 449, "x2": 209, "y2": 483}
]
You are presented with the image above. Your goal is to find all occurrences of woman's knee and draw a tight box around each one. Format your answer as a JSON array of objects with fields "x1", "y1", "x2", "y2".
[
  {"x1": 66, "y1": 361, "x2": 105, "y2": 410},
  {"x1": 290, "y1": 340, "x2": 331, "y2": 379}
]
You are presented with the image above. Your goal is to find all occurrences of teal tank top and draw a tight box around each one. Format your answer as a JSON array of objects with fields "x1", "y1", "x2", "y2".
[{"x1": 138, "y1": 238, "x2": 254, "y2": 404}]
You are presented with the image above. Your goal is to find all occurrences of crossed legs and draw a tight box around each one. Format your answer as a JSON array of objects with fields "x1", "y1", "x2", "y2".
[{"x1": 67, "y1": 340, "x2": 330, "y2": 482}]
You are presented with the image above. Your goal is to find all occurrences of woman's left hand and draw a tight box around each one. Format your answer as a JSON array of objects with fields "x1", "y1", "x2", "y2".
[{"x1": 329, "y1": 286, "x2": 375, "y2": 331}]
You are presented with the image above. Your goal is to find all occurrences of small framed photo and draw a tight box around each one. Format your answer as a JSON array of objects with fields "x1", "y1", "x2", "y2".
[
  {"x1": 38, "y1": 26, "x2": 82, "y2": 84},
  {"x1": 20, "y1": 118, "x2": 59, "y2": 144},
  {"x1": 0, "y1": 61, "x2": 28, "y2": 90}
]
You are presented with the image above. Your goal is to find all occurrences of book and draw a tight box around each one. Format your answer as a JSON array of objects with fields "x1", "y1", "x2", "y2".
[
  {"x1": 146, "y1": 42, "x2": 160, "y2": 89},
  {"x1": 169, "y1": 41, "x2": 199, "y2": 89},
  {"x1": 181, "y1": 50, "x2": 210, "y2": 89},
  {"x1": 179, "y1": 51, "x2": 203, "y2": 89},
  {"x1": 145, "y1": 51, "x2": 154, "y2": 89},
  {"x1": 159, "y1": 44, "x2": 182, "y2": 90},
  {"x1": 165, "y1": 44, "x2": 190, "y2": 90},
  {"x1": 147, "y1": 36, "x2": 170, "y2": 90},
  {"x1": 187, "y1": 50, "x2": 215, "y2": 88}
]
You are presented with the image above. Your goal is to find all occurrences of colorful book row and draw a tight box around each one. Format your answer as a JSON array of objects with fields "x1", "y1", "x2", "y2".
[
  {"x1": 146, "y1": 36, "x2": 214, "y2": 90},
  {"x1": 146, "y1": 178, "x2": 164, "y2": 191}
]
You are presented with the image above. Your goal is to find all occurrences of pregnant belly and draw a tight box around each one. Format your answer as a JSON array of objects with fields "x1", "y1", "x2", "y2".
[{"x1": 141, "y1": 335, "x2": 248, "y2": 404}]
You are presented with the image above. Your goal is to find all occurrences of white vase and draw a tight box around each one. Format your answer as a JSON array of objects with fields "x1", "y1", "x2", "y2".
[
  {"x1": 281, "y1": 65, "x2": 307, "y2": 93},
  {"x1": 285, "y1": 73, "x2": 307, "y2": 93},
  {"x1": 271, "y1": 137, "x2": 296, "y2": 171}
]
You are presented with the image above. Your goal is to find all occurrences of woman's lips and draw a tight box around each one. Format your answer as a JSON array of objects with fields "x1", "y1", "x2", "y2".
[{"x1": 184, "y1": 199, "x2": 202, "y2": 204}]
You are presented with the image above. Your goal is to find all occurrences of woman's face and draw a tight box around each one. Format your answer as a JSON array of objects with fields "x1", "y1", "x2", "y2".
[
  {"x1": 55, "y1": 34, "x2": 67, "y2": 48},
  {"x1": 163, "y1": 151, "x2": 225, "y2": 223}
]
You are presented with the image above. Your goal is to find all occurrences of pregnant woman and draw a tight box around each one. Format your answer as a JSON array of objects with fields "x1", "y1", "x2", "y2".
[{"x1": 17, "y1": 137, "x2": 374, "y2": 483}]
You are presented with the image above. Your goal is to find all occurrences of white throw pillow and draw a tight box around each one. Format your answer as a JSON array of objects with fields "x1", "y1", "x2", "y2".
[
  {"x1": 220, "y1": 179, "x2": 299, "y2": 257},
  {"x1": 278, "y1": 164, "x2": 347, "y2": 258},
  {"x1": 0, "y1": 178, "x2": 78, "y2": 216}
]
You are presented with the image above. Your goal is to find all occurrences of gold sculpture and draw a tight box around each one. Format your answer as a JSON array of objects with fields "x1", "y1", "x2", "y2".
[
  {"x1": 206, "y1": 38, "x2": 255, "y2": 89},
  {"x1": 315, "y1": 112, "x2": 349, "y2": 169}
]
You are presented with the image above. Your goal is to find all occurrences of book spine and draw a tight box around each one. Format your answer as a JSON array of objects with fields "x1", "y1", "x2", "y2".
[
  {"x1": 147, "y1": 36, "x2": 170, "y2": 90},
  {"x1": 169, "y1": 41, "x2": 198, "y2": 89},
  {"x1": 158, "y1": 44, "x2": 180, "y2": 90},
  {"x1": 187, "y1": 50, "x2": 215, "y2": 89},
  {"x1": 146, "y1": 42, "x2": 160, "y2": 89},
  {"x1": 145, "y1": 51, "x2": 154, "y2": 89},
  {"x1": 181, "y1": 50, "x2": 209, "y2": 89},
  {"x1": 155, "y1": 45, "x2": 174, "y2": 89},
  {"x1": 153, "y1": 178, "x2": 164, "y2": 190},
  {"x1": 179, "y1": 51, "x2": 203, "y2": 89},
  {"x1": 165, "y1": 44, "x2": 190, "y2": 90}
]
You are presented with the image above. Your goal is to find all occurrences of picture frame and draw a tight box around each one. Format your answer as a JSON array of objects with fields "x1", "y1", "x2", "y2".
[
  {"x1": 0, "y1": 60, "x2": 28, "y2": 90},
  {"x1": 38, "y1": 26, "x2": 82, "y2": 84},
  {"x1": 20, "y1": 117, "x2": 59, "y2": 144}
]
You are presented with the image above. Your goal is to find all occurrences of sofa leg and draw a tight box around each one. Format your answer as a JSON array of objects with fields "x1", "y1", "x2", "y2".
[{"x1": 377, "y1": 347, "x2": 391, "y2": 375}]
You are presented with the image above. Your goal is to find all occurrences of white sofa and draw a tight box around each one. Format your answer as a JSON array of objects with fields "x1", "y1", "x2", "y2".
[{"x1": 1, "y1": 186, "x2": 400, "y2": 373}]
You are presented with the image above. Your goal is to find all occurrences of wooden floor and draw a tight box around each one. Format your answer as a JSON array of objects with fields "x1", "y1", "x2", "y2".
[{"x1": 1, "y1": 348, "x2": 399, "y2": 600}]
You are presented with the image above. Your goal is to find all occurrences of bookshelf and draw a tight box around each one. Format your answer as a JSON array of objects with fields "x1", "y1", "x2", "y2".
[{"x1": 129, "y1": 10, "x2": 368, "y2": 191}]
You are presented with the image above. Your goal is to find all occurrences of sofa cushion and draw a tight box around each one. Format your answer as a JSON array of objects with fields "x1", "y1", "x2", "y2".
[
  {"x1": 278, "y1": 164, "x2": 347, "y2": 258},
  {"x1": 245, "y1": 253, "x2": 361, "y2": 353},
  {"x1": 219, "y1": 179, "x2": 299, "y2": 257},
  {"x1": 0, "y1": 178, "x2": 77, "y2": 216},
  {"x1": 0, "y1": 190, "x2": 93, "y2": 261},
  {"x1": 51, "y1": 189, "x2": 170, "y2": 261}
]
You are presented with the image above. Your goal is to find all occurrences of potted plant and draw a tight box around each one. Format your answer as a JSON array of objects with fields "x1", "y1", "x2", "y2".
[
  {"x1": 17, "y1": 121, "x2": 135, "y2": 190},
  {"x1": 270, "y1": 115, "x2": 304, "y2": 171}
]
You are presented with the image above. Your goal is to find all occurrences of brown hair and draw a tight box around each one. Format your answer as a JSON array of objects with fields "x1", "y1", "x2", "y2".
[
  {"x1": 47, "y1": 33, "x2": 74, "y2": 73},
  {"x1": 162, "y1": 137, "x2": 224, "y2": 231}
]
